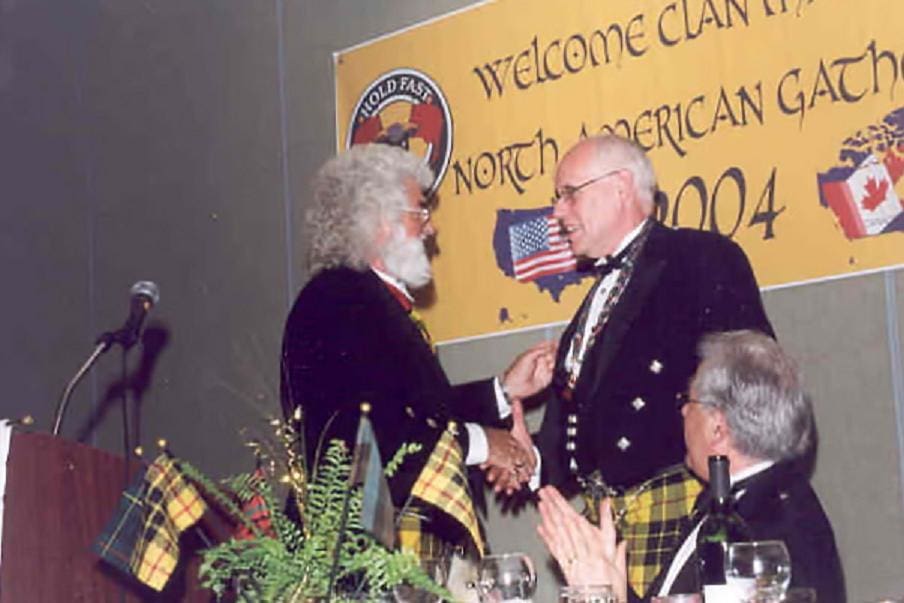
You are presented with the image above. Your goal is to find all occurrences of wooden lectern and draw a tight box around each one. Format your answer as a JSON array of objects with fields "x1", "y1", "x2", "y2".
[{"x1": 0, "y1": 431, "x2": 212, "y2": 602}]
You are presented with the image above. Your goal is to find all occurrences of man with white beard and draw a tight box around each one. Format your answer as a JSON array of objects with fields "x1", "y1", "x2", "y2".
[{"x1": 280, "y1": 143, "x2": 555, "y2": 559}]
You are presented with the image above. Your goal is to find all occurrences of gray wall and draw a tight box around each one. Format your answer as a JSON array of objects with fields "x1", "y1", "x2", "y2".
[{"x1": 1, "y1": 0, "x2": 902, "y2": 600}]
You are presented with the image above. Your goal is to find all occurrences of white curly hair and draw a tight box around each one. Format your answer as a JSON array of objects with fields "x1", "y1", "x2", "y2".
[{"x1": 306, "y1": 144, "x2": 433, "y2": 272}]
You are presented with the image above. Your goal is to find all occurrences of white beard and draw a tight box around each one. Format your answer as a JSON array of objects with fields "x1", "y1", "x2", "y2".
[{"x1": 382, "y1": 229, "x2": 432, "y2": 289}]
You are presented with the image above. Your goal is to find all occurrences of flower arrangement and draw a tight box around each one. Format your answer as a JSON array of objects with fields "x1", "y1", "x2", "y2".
[{"x1": 179, "y1": 413, "x2": 450, "y2": 602}]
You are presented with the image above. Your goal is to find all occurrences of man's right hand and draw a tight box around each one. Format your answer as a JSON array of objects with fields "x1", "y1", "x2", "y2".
[
  {"x1": 501, "y1": 340, "x2": 557, "y2": 401},
  {"x1": 481, "y1": 427, "x2": 536, "y2": 495}
]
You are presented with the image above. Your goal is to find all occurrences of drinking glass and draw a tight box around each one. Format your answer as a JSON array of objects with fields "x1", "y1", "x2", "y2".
[
  {"x1": 725, "y1": 540, "x2": 791, "y2": 602},
  {"x1": 650, "y1": 595, "x2": 703, "y2": 603},
  {"x1": 781, "y1": 587, "x2": 816, "y2": 602},
  {"x1": 393, "y1": 557, "x2": 450, "y2": 603},
  {"x1": 559, "y1": 584, "x2": 615, "y2": 602},
  {"x1": 475, "y1": 552, "x2": 537, "y2": 602}
]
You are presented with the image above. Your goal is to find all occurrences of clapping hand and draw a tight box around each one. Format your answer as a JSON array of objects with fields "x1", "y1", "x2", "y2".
[{"x1": 536, "y1": 486, "x2": 628, "y2": 602}]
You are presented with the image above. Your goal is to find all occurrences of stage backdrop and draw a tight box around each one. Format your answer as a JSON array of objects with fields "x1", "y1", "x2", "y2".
[{"x1": 335, "y1": 0, "x2": 904, "y2": 344}]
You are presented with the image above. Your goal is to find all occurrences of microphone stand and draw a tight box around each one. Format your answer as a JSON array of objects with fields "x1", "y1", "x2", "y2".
[
  {"x1": 51, "y1": 334, "x2": 115, "y2": 436},
  {"x1": 52, "y1": 325, "x2": 141, "y2": 427},
  {"x1": 119, "y1": 346, "x2": 132, "y2": 484},
  {"x1": 52, "y1": 328, "x2": 140, "y2": 487}
]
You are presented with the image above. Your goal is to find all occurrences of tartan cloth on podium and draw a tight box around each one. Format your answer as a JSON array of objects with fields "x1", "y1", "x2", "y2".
[
  {"x1": 130, "y1": 454, "x2": 207, "y2": 590},
  {"x1": 92, "y1": 472, "x2": 148, "y2": 577},
  {"x1": 93, "y1": 454, "x2": 207, "y2": 591},
  {"x1": 608, "y1": 464, "x2": 702, "y2": 598},
  {"x1": 410, "y1": 427, "x2": 483, "y2": 555}
]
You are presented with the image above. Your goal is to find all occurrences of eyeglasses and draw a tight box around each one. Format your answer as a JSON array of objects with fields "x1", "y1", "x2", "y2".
[
  {"x1": 675, "y1": 391, "x2": 705, "y2": 409},
  {"x1": 401, "y1": 207, "x2": 432, "y2": 225},
  {"x1": 553, "y1": 168, "x2": 624, "y2": 206}
]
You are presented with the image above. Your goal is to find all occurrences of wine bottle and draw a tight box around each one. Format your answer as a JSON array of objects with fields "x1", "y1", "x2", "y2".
[{"x1": 696, "y1": 455, "x2": 752, "y2": 601}]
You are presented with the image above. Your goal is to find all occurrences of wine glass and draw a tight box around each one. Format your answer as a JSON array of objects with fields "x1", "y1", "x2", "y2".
[
  {"x1": 475, "y1": 552, "x2": 537, "y2": 602},
  {"x1": 725, "y1": 540, "x2": 791, "y2": 602},
  {"x1": 781, "y1": 587, "x2": 817, "y2": 602},
  {"x1": 559, "y1": 584, "x2": 615, "y2": 602},
  {"x1": 393, "y1": 557, "x2": 450, "y2": 603}
]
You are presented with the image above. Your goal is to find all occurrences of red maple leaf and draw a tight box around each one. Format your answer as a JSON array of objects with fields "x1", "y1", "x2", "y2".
[{"x1": 861, "y1": 177, "x2": 888, "y2": 211}]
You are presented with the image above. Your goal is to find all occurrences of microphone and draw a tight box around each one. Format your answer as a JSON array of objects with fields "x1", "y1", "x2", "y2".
[
  {"x1": 111, "y1": 281, "x2": 160, "y2": 349},
  {"x1": 52, "y1": 280, "x2": 161, "y2": 435}
]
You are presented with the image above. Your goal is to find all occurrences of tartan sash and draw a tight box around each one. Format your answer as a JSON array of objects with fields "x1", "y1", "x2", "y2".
[
  {"x1": 608, "y1": 465, "x2": 702, "y2": 598},
  {"x1": 410, "y1": 428, "x2": 484, "y2": 555}
]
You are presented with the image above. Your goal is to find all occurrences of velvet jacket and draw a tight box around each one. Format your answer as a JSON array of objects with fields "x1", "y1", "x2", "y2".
[
  {"x1": 280, "y1": 267, "x2": 500, "y2": 523},
  {"x1": 538, "y1": 222, "x2": 774, "y2": 491}
]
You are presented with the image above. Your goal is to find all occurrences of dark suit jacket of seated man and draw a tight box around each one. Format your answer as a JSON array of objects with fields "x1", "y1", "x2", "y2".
[{"x1": 537, "y1": 330, "x2": 845, "y2": 603}]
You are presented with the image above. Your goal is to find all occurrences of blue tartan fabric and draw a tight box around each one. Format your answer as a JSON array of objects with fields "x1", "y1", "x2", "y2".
[{"x1": 92, "y1": 471, "x2": 148, "y2": 576}]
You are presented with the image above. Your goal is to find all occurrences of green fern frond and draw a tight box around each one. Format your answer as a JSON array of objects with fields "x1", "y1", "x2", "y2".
[{"x1": 190, "y1": 437, "x2": 449, "y2": 601}]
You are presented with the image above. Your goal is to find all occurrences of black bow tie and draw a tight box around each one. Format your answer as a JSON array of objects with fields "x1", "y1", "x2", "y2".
[
  {"x1": 590, "y1": 249, "x2": 629, "y2": 280},
  {"x1": 598, "y1": 254, "x2": 623, "y2": 272},
  {"x1": 579, "y1": 220, "x2": 653, "y2": 281}
]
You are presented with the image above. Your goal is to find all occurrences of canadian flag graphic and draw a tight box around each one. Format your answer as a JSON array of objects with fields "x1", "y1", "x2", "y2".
[{"x1": 819, "y1": 155, "x2": 903, "y2": 239}]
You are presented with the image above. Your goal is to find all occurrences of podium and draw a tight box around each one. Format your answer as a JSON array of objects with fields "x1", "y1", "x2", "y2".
[{"x1": 0, "y1": 431, "x2": 212, "y2": 602}]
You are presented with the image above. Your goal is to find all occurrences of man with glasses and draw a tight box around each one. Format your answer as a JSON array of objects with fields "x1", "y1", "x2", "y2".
[
  {"x1": 529, "y1": 134, "x2": 774, "y2": 496},
  {"x1": 280, "y1": 143, "x2": 555, "y2": 560},
  {"x1": 537, "y1": 330, "x2": 844, "y2": 602}
]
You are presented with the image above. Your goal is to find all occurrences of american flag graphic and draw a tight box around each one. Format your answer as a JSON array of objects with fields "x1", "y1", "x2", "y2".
[{"x1": 509, "y1": 213, "x2": 576, "y2": 282}]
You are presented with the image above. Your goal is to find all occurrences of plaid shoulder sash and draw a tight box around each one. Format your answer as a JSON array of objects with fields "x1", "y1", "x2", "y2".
[{"x1": 610, "y1": 464, "x2": 702, "y2": 598}]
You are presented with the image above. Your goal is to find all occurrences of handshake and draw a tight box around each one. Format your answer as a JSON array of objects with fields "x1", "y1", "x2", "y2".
[
  {"x1": 479, "y1": 340, "x2": 557, "y2": 496},
  {"x1": 480, "y1": 405, "x2": 536, "y2": 495}
]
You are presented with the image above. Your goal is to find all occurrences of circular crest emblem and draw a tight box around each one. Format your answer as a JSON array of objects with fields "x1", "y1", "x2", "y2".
[{"x1": 346, "y1": 68, "x2": 453, "y2": 194}]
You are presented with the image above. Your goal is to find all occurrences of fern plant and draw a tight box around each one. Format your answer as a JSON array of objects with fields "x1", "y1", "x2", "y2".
[{"x1": 181, "y1": 435, "x2": 449, "y2": 602}]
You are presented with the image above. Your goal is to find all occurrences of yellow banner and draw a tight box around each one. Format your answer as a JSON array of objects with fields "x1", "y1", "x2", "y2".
[{"x1": 335, "y1": 0, "x2": 904, "y2": 344}]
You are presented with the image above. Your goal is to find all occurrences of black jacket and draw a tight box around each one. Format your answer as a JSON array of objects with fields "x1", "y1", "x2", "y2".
[
  {"x1": 644, "y1": 461, "x2": 845, "y2": 602},
  {"x1": 538, "y1": 222, "x2": 774, "y2": 491},
  {"x1": 280, "y1": 267, "x2": 499, "y2": 516}
]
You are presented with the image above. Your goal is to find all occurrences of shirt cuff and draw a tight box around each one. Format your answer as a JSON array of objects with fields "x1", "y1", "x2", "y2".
[
  {"x1": 464, "y1": 422, "x2": 488, "y2": 465},
  {"x1": 528, "y1": 445, "x2": 542, "y2": 490},
  {"x1": 493, "y1": 376, "x2": 512, "y2": 419}
]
